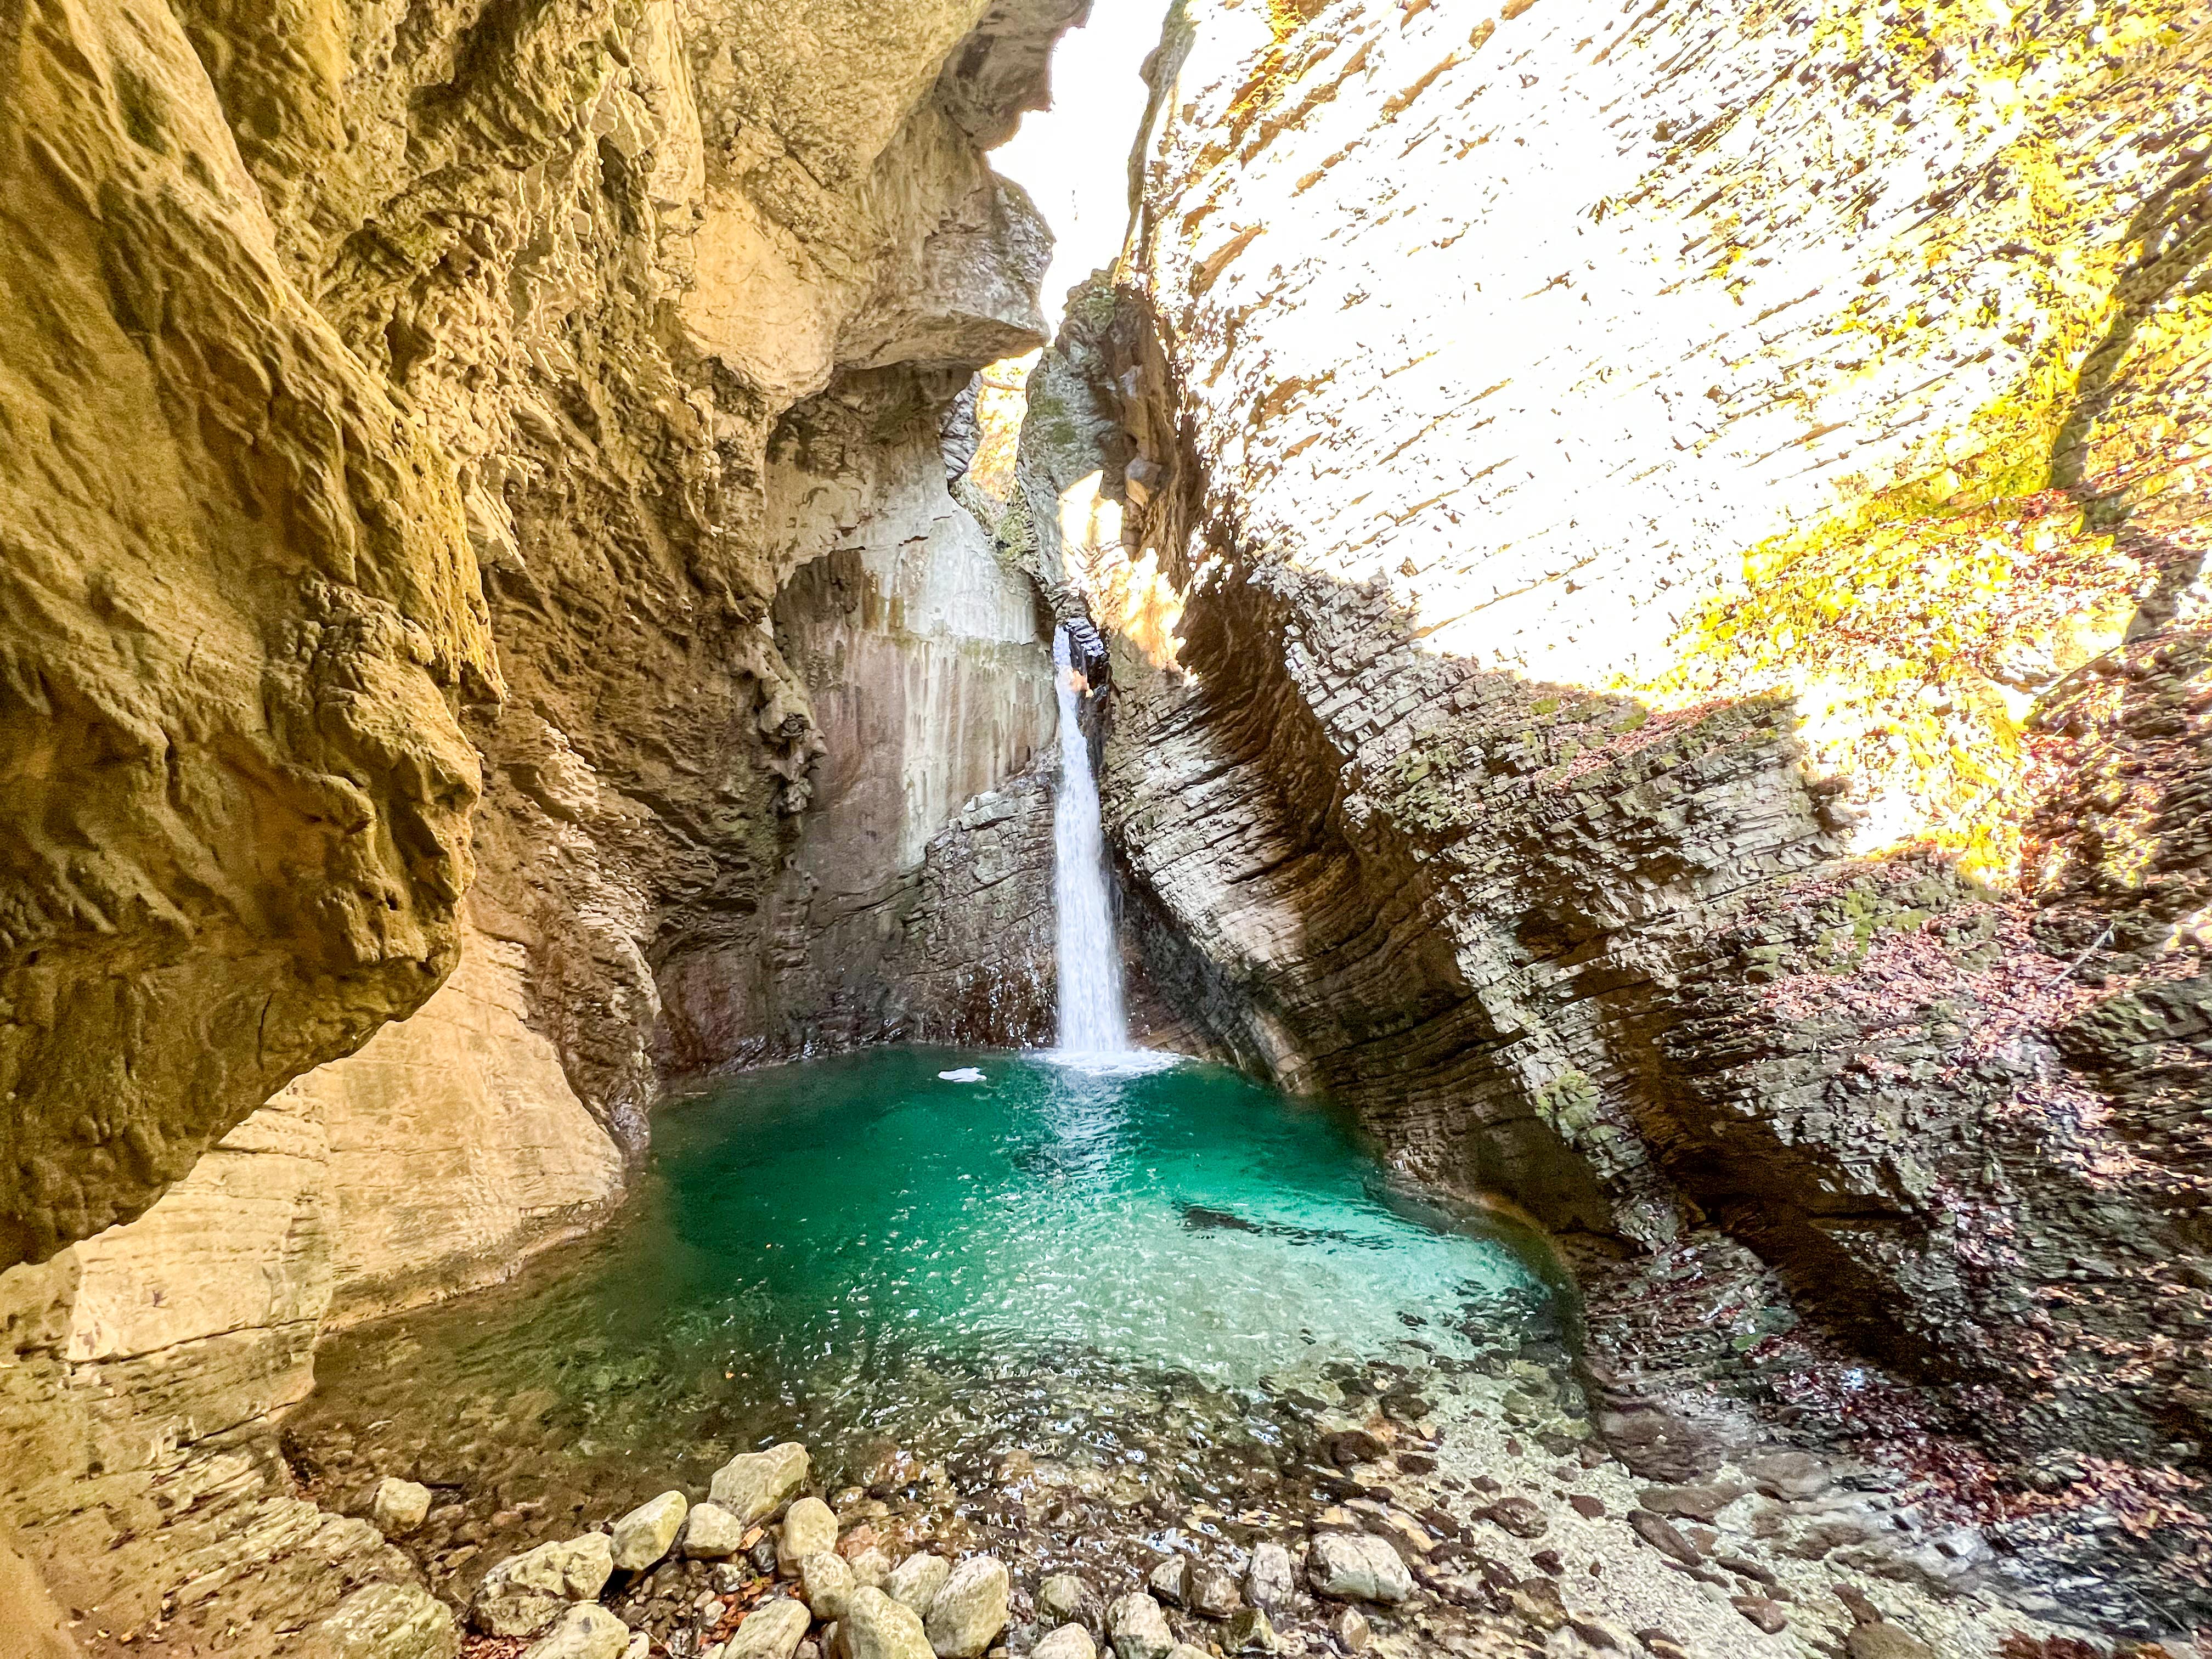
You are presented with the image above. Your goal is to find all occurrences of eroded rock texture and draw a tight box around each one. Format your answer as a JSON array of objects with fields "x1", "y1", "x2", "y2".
[
  {"x1": 2, "y1": 0, "x2": 1083, "y2": 1647},
  {"x1": 1017, "y1": 0, "x2": 2212, "y2": 1628}
]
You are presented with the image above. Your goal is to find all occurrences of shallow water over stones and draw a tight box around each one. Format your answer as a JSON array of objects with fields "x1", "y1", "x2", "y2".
[{"x1": 287, "y1": 1049, "x2": 1564, "y2": 1605}]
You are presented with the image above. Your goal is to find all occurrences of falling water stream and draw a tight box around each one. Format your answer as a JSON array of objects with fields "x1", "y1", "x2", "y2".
[{"x1": 1051, "y1": 627, "x2": 1130, "y2": 1055}]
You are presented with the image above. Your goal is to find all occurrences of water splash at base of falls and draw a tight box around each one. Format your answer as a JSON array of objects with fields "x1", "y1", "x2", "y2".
[{"x1": 1052, "y1": 625, "x2": 1134, "y2": 1058}]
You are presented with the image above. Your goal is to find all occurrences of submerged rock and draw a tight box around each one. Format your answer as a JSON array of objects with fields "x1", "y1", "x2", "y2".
[
  {"x1": 613, "y1": 1492, "x2": 689, "y2": 1572},
  {"x1": 473, "y1": 1533, "x2": 617, "y2": 1637},
  {"x1": 370, "y1": 1477, "x2": 433, "y2": 1536},
  {"x1": 1848, "y1": 1624, "x2": 1936, "y2": 1659},
  {"x1": 1306, "y1": 1534, "x2": 1412, "y2": 1605},
  {"x1": 712, "y1": 1444, "x2": 812, "y2": 1526},
  {"x1": 924, "y1": 1556, "x2": 1008, "y2": 1657}
]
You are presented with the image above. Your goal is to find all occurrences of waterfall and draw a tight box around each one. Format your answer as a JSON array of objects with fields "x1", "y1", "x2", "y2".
[{"x1": 1052, "y1": 625, "x2": 1130, "y2": 1054}]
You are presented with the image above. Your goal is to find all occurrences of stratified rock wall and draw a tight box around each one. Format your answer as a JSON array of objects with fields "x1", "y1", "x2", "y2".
[{"x1": 1020, "y1": 0, "x2": 2212, "y2": 1624}]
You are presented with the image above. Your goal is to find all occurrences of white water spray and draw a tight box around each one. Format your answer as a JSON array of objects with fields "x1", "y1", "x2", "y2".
[{"x1": 1052, "y1": 626, "x2": 1130, "y2": 1054}]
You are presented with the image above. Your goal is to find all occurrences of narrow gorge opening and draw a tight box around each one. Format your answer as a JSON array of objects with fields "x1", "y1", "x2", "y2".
[{"x1": 3, "y1": 1, "x2": 2208, "y2": 1657}]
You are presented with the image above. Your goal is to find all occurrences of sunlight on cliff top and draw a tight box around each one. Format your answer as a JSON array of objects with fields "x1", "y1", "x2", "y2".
[{"x1": 989, "y1": 2, "x2": 1159, "y2": 325}]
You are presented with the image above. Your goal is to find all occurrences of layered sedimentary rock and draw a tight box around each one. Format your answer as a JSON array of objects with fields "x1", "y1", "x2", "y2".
[
  {"x1": 657, "y1": 364, "x2": 1064, "y2": 1061},
  {"x1": 2, "y1": 0, "x2": 1086, "y2": 1649},
  {"x1": 1015, "y1": 0, "x2": 2212, "y2": 1629}
]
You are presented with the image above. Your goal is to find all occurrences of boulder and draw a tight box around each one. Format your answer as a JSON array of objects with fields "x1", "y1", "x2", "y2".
[
  {"x1": 613, "y1": 1492, "x2": 689, "y2": 1572},
  {"x1": 1033, "y1": 1627, "x2": 1097, "y2": 1659},
  {"x1": 1105, "y1": 1592, "x2": 1174, "y2": 1659},
  {"x1": 1305, "y1": 1534, "x2": 1412, "y2": 1605},
  {"x1": 925, "y1": 1557, "x2": 1009, "y2": 1658},
  {"x1": 849, "y1": 1547, "x2": 894, "y2": 1589},
  {"x1": 473, "y1": 1533, "x2": 617, "y2": 1637},
  {"x1": 888, "y1": 1553, "x2": 951, "y2": 1616},
  {"x1": 1037, "y1": 1573, "x2": 1103, "y2": 1633},
  {"x1": 803, "y1": 1550, "x2": 859, "y2": 1620},
  {"x1": 780, "y1": 1497, "x2": 838, "y2": 1575},
  {"x1": 1331, "y1": 1608, "x2": 1370, "y2": 1654},
  {"x1": 684, "y1": 1502, "x2": 749, "y2": 1559},
  {"x1": 521, "y1": 1604, "x2": 631, "y2": 1659},
  {"x1": 304, "y1": 1582, "x2": 457, "y2": 1659},
  {"x1": 847, "y1": 1587, "x2": 936, "y2": 1659},
  {"x1": 726, "y1": 1599, "x2": 814, "y2": 1659},
  {"x1": 370, "y1": 1477, "x2": 433, "y2": 1536},
  {"x1": 712, "y1": 1443, "x2": 812, "y2": 1525},
  {"x1": 1245, "y1": 1543, "x2": 1294, "y2": 1613}
]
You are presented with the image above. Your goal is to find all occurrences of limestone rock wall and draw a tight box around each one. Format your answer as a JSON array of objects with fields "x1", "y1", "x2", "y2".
[
  {"x1": 1, "y1": 0, "x2": 1085, "y2": 1648},
  {"x1": 1017, "y1": 0, "x2": 2212, "y2": 1626}
]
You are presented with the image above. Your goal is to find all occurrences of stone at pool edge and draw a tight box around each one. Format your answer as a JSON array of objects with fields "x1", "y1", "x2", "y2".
[
  {"x1": 803, "y1": 1550, "x2": 859, "y2": 1620},
  {"x1": 723, "y1": 1597, "x2": 813, "y2": 1659},
  {"x1": 302, "y1": 1581, "x2": 456, "y2": 1659},
  {"x1": 778, "y1": 1496, "x2": 838, "y2": 1575},
  {"x1": 924, "y1": 1556, "x2": 1009, "y2": 1658},
  {"x1": 1037, "y1": 1573, "x2": 1104, "y2": 1634},
  {"x1": 684, "y1": 1502, "x2": 749, "y2": 1559},
  {"x1": 711, "y1": 1442, "x2": 812, "y2": 1527},
  {"x1": 1224, "y1": 1607, "x2": 1277, "y2": 1655},
  {"x1": 889, "y1": 1552, "x2": 951, "y2": 1616},
  {"x1": 370, "y1": 1476, "x2": 433, "y2": 1536},
  {"x1": 848, "y1": 1585, "x2": 937, "y2": 1659},
  {"x1": 472, "y1": 1533, "x2": 616, "y2": 1636},
  {"x1": 1033, "y1": 1627, "x2": 1097, "y2": 1659},
  {"x1": 522, "y1": 1603, "x2": 631, "y2": 1659},
  {"x1": 1105, "y1": 1590, "x2": 1175, "y2": 1659},
  {"x1": 1305, "y1": 1533, "x2": 1412, "y2": 1605},
  {"x1": 1244, "y1": 1543, "x2": 1294, "y2": 1613},
  {"x1": 613, "y1": 1491, "x2": 689, "y2": 1571}
]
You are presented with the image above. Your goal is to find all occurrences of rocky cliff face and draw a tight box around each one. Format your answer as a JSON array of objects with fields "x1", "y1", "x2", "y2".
[
  {"x1": 1015, "y1": 0, "x2": 2212, "y2": 1628},
  {"x1": 1, "y1": 0, "x2": 1084, "y2": 1649}
]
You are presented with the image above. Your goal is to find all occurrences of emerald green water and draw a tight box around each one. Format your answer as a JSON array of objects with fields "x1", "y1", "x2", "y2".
[{"x1": 296, "y1": 1048, "x2": 1558, "y2": 1564}]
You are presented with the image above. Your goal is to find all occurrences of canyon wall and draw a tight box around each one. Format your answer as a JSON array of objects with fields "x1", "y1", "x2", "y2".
[
  {"x1": 1017, "y1": 0, "x2": 2212, "y2": 1629},
  {"x1": 0, "y1": 0, "x2": 1085, "y2": 1650}
]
